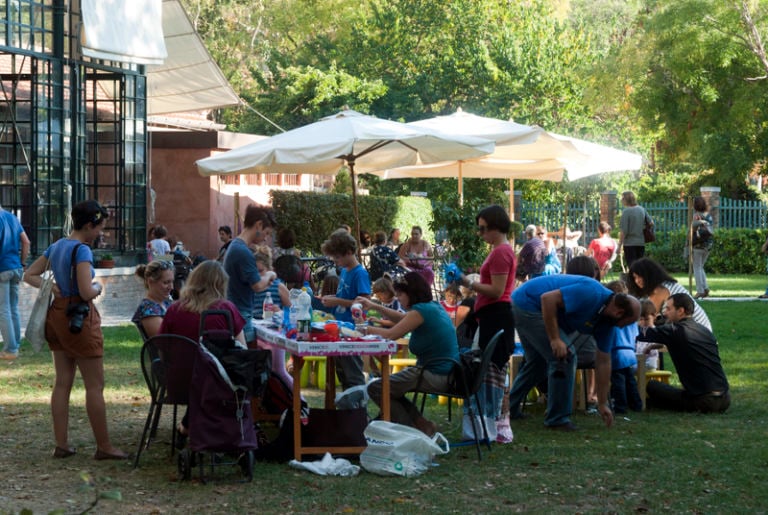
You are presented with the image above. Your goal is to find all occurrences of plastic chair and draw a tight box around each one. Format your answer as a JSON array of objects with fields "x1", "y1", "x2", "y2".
[
  {"x1": 133, "y1": 334, "x2": 198, "y2": 468},
  {"x1": 413, "y1": 329, "x2": 504, "y2": 461}
]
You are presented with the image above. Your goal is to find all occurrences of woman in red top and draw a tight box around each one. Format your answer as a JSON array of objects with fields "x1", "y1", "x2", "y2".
[
  {"x1": 459, "y1": 205, "x2": 516, "y2": 443},
  {"x1": 587, "y1": 221, "x2": 617, "y2": 280}
]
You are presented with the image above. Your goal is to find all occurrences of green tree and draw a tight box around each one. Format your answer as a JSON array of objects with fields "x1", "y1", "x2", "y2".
[{"x1": 627, "y1": 0, "x2": 768, "y2": 199}]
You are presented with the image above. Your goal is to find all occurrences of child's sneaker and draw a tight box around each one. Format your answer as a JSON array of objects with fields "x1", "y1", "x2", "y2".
[{"x1": 0, "y1": 352, "x2": 18, "y2": 360}]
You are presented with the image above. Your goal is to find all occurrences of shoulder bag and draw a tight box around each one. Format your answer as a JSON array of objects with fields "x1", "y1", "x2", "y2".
[
  {"x1": 25, "y1": 260, "x2": 54, "y2": 352},
  {"x1": 643, "y1": 212, "x2": 656, "y2": 244}
]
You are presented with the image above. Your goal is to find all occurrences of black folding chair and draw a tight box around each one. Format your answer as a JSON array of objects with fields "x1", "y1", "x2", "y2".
[
  {"x1": 133, "y1": 334, "x2": 198, "y2": 468},
  {"x1": 413, "y1": 329, "x2": 504, "y2": 461}
]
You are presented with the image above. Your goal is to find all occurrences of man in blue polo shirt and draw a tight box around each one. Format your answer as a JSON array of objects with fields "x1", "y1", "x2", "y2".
[
  {"x1": 0, "y1": 204, "x2": 29, "y2": 360},
  {"x1": 508, "y1": 275, "x2": 640, "y2": 431}
]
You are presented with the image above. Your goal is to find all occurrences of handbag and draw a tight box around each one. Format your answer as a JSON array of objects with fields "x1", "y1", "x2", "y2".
[
  {"x1": 25, "y1": 261, "x2": 54, "y2": 352},
  {"x1": 643, "y1": 213, "x2": 656, "y2": 244}
]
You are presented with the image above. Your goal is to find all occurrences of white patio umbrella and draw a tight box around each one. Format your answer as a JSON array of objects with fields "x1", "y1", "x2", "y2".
[
  {"x1": 372, "y1": 109, "x2": 641, "y2": 206},
  {"x1": 195, "y1": 109, "x2": 494, "y2": 243}
]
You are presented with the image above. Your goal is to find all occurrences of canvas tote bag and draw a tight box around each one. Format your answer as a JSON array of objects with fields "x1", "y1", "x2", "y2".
[{"x1": 25, "y1": 262, "x2": 54, "y2": 352}]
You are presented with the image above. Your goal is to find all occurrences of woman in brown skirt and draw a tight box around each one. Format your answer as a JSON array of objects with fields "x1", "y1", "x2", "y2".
[{"x1": 24, "y1": 200, "x2": 127, "y2": 460}]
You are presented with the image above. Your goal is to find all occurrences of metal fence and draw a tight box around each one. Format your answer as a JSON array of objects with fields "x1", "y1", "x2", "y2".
[
  {"x1": 520, "y1": 198, "x2": 602, "y2": 241},
  {"x1": 519, "y1": 197, "x2": 768, "y2": 245},
  {"x1": 719, "y1": 198, "x2": 768, "y2": 228}
]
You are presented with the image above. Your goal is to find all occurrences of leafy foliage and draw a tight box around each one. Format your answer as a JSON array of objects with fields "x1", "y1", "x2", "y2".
[
  {"x1": 184, "y1": 0, "x2": 768, "y2": 206},
  {"x1": 647, "y1": 228, "x2": 768, "y2": 274},
  {"x1": 270, "y1": 191, "x2": 434, "y2": 253},
  {"x1": 626, "y1": 1, "x2": 768, "y2": 198}
]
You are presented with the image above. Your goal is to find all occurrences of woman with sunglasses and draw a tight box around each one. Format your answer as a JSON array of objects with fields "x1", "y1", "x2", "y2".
[
  {"x1": 24, "y1": 200, "x2": 128, "y2": 460},
  {"x1": 458, "y1": 205, "x2": 517, "y2": 443},
  {"x1": 132, "y1": 259, "x2": 175, "y2": 339},
  {"x1": 357, "y1": 271, "x2": 458, "y2": 436}
]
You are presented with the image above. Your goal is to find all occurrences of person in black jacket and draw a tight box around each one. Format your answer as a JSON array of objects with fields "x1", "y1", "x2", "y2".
[{"x1": 637, "y1": 293, "x2": 730, "y2": 413}]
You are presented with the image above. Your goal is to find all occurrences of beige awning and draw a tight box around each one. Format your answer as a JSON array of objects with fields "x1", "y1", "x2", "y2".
[
  {"x1": 80, "y1": 0, "x2": 168, "y2": 64},
  {"x1": 145, "y1": 0, "x2": 241, "y2": 115}
]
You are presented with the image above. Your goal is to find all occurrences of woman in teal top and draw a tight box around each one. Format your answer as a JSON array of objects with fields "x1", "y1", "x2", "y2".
[{"x1": 356, "y1": 272, "x2": 459, "y2": 436}]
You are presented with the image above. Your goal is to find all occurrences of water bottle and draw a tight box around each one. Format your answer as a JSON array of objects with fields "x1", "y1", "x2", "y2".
[
  {"x1": 296, "y1": 287, "x2": 313, "y2": 341},
  {"x1": 282, "y1": 306, "x2": 291, "y2": 334},
  {"x1": 262, "y1": 291, "x2": 274, "y2": 320},
  {"x1": 288, "y1": 288, "x2": 302, "y2": 327}
]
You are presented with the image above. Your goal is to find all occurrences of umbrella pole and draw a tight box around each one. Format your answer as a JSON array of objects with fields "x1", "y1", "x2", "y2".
[
  {"x1": 349, "y1": 160, "x2": 363, "y2": 261},
  {"x1": 459, "y1": 162, "x2": 464, "y2": 207}
]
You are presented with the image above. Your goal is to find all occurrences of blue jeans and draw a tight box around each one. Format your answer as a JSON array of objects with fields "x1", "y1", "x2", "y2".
[
  {"x1": 610, "y1": 366, "x2": 643, "y2": 413},
  {"x1": 508, "y1": 306, "x2": 576, "y2": 426},
  {"x1": 692, "y1": 247, "x2": 709, "y2": 295},
  {"x1": 0, "y1": 268, "x2": 23, "y2": 354}
]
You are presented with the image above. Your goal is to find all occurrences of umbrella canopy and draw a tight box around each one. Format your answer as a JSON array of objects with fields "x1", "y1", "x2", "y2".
[
  {"x1": 548, "y1": 132, "x2": 643, "y2": 181},
  {"x1": 195, "y1": 109, "x2": 494, "y2": 244},
  {"x1": 371, "y1": 110, "x2": 641, "y2": 204}
]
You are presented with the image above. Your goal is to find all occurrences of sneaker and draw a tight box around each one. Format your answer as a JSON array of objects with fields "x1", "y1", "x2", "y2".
[
  {"x1": 546, "y1": 421, "x2": 578, "y2": 432},
  {"x1": 0, "y1": 352, "x2": 18, "y2": 360}
]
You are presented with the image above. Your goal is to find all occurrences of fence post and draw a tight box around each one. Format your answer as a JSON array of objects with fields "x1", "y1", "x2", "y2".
[
  {"x1": 601, "y1": 191, "x2": 618, "y2": 227},
  {"x1": 514, "y1": 190, "x2": 523, "y2": 223},
  {"x1": 700, "y1": 186, "x2": 721, "y2": 227}
]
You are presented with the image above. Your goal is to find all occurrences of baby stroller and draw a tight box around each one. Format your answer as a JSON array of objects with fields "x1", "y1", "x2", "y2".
[
  {"x1": 171, "y1": 243, "x2": 192, "y2": 300},
  {"x1": 177, "y1": 310, "x2": 271, "y2": 483}
]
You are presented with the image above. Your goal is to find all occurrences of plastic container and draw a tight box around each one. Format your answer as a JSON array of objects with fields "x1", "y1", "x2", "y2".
[
  {"x1": 262, "y1": 292, "x2": 274, "y2": 320},
  {"x1": 288, "y1": 288, "x2": 302, "y2": 327},
  {"x1": 351, "y1": 302, "x2": 367, "y2": 323},
  {"x1": 295, "y1": 287, "x2": 313, "y2": 341}
]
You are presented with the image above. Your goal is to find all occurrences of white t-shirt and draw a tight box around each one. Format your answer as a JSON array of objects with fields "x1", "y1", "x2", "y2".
[{"x1": 149, "y1": 238, "x2": 171, "y2": 258}]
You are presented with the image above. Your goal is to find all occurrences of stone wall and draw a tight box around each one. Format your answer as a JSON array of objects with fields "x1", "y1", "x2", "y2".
[{"x1": 18, "y1": 267, "x2": 145, "y2": 330}]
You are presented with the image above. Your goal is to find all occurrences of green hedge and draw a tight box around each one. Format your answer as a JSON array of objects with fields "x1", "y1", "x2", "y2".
[
  {"x1": 646, "y1": 228, "x2": 767, "y2": 274},
  {"x1": 270, "y1": 191, "x2": 434, "y2": 254}
]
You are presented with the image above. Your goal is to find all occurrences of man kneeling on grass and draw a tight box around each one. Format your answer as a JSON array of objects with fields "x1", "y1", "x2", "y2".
[{"x1": 637, "y1": 293, "x2": 730, "y2": 413}]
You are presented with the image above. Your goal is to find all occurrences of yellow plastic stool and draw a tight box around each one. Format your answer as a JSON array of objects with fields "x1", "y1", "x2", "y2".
[
  {"x1": 389, "y1": 358, "x2": 417, "y2": 374},
  {"x1": 299, "y1": 356, "x2": 340, "y2": 389},
  {"x1": 646, "y1": 369, "x2": 672, "y2": 384}
]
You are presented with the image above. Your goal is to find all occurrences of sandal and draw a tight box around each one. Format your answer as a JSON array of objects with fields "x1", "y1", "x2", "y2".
[
  {"x1": 94, "y1": 448, "x2": 129, "y2": 461},
  {"x1": 53, "y1": 446, "x2": 76, "y2": 459}
]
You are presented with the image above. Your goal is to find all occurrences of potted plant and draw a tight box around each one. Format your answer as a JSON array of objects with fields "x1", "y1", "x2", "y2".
[{"x1": 96, "y1": 253, "x2": 115, "y2": 269}]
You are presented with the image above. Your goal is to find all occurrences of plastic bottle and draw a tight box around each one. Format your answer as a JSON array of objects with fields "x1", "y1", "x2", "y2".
[
  {"x1": 288, "y1": 288, "x2": 302, "y2": 327},
  {"x1": 296, "y1": 287, "x2": 313, "y2": 341},
  {"x1": 262, "y1": 291, "x2": 274, "y2": 320},
  {"x1": 282, "y1": 306, "x2": 291, "y2": 334},
  {"x1": 303, "y1": 280, "x2": 314, "y2": 297}
]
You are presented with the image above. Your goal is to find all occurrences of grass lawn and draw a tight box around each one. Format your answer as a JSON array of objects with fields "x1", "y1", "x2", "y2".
[
  {"x1": 669, "y1": 273, "x2": 767, "y2": 298},
  {"x1": 0, "y1": 289, "x2": 767, "y2": 513}
]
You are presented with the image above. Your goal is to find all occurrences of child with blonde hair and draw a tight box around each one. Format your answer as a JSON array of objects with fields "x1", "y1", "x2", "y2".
[{"x1": 368, "y1": 276, "x2": 402, "y2": 328}]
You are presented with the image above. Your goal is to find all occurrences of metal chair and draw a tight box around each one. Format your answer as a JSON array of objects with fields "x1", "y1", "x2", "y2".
[
  {"x1": 133, "y1": 334, "x2": 198, "y2": 468},
  {"x1": 413, "y1": 329, "x2": 504, "y2": 461}
]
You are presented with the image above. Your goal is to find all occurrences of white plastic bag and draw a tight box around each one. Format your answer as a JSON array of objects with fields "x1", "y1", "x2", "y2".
[
  {"x1": 25, "y1": 268, "x2": 54, "y2": 353},
  {"x1": 335, "y1": 383, "x2": 369, "y2": 410},
  {"x1": 360, "y1": 420, "x2": 449, "y2": 477},
  {"x1": 289, "y1": 452, "x2": 360, "y2": 477}
]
